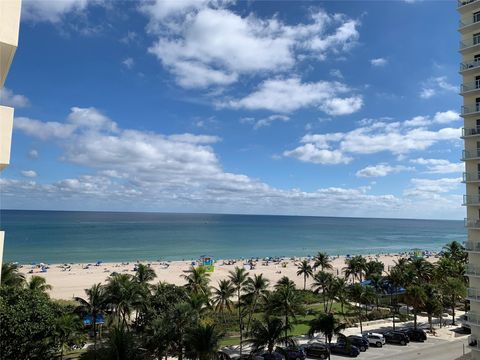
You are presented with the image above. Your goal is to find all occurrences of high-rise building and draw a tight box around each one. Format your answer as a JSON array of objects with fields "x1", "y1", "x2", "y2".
[{"x1": 0, "y1": 0, "x2": 22, "y2": 283}]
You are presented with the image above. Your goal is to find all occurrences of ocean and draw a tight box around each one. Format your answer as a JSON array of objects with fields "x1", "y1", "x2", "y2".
[{"x1": 0, "y1": 210, "x2": 466, "y2": 264}]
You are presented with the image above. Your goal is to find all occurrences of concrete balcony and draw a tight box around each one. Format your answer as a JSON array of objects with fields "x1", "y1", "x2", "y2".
[
  {"x1": 469, "y1": 335, "x2": 480, "y2": 351},
  {"x1": 463, "y1": 172, "x2": 480, "y2": 182},
  {"x1": 465, "y1": 312, "x2": 480, "y2": 326},
  {"x1": 465, "y1": 241, "x2": 480, "y2": 251},
  {"x1": 468, "y1": 287, "x2": 480, "y2": 302},
  {"x1": 462, "y1": 149, "x2": 480, "y2": 160},
  {"x1": 459, "y1": 15, "x2": 480, "y2": 33},
  {"x1": 461, "y1": 81, "x2": 480, "y2": 94},
  {"x1": 458, "y1": 0, "x2": 480, "y2": 14},
  {"x1": 461, "y1": 103, "x2": 480, "y2": 116},
  {"x1": 465, "y1": 218, "x2": 480, "y2": 228},
  {"x1": 460, "y1": 38, "x2": 480, "y2": 55},
  {"x1": 0, "y1": 0, "x2": 21, "y2": 88},
  {"x1": 460, "y1": 59, "x2": 480, "y2": 74},
  {"x1": 0, "y1": 106, "x2": 13, "y2": 170},
  {"x1": 462, "y1": 127, "x2": 480, "y2": 137},
  {"x1": 463, "y1": 194, "x2": 480, "y2": 205}
]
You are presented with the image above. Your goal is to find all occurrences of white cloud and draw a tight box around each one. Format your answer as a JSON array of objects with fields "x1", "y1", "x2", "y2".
[
  {"x1": 20, "y1": 170, "x2": 37, "y2": 178},
  {"x1": 410, "y1": 158, "x2": 464, "y2": 174},
  {"x1": 144, "y1": 3, "x2": 360, "y2": 88},
  {"x1": 403, "y1": 110, "x2": 460, "y2": 127},
  {"x1": 356, "y1": 164, "x2": 412, "y2": 178},
  {"x1": 0, "y1": 88, "x2": 30, "y2": 108},
  {"x1": 284, "y1": 144, "x2": 352, "y2": 165},
  {"x1": 330, "y1": 69, "x2": 343, "y2": 79},
  {"x1": 28, "y1": 149, "x2": 39, "y2": 159},
  {"x1": 419, "y1": 76, "x2": 457, "y2": 99},
  {"x1": 284, "y1": 112, "x2": 461, "y2": 165},
  {"x1": 9, "y1": 106, "x2": 464, "y2": 219},
  {"x1": 21, "y1": 0, "x2": 96, "y2": 23},
  {"x1": 404, "y1": 177, "x2": 461, "y2": 197},
  {"x1": 241, "y1": 115, "x2": 290, "y2": 129},
  {"x1": 222, "y1": 77, "x2": 363, "y2": 114},
  {"x1": 370, "y1": 58, "x2": 387, "y2": 66},
  {"x1": 122, "y1": 57, "x2": 135, "y2": 69},
  {"x1": 15, "y1": 117, "x2": 77, "y2": 140}
]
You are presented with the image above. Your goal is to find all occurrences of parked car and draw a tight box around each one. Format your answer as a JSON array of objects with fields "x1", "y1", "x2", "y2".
[
  {"x1": 300, "y1": 343, "x2": 330, "y2": 359},
  {"x1": 329, "y1": 343, "x2": 360, "y2": 357},
  {"x1": 383, "y1": 331, "x2": 410, "y2": 345},
  {"x1": 251, "y1": 352, "x2": 284, "y2": 360},
  {"x1": 275, "y1": 346, "x2": 305, "y2": 360},
  {"x1": 399, "y1": 328, "x2": 427, "y2": 342},
  {"x1": 344, "y1": 335, "x2": 369, "y2": 351},
  {"x1": 363, "y1": 332, "x2": 386, "y2": 347}
]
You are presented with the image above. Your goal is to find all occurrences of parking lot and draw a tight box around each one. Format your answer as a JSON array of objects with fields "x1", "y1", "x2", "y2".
[{"x1": 323, "y1": 336, "x2": 467, "y2": 360}]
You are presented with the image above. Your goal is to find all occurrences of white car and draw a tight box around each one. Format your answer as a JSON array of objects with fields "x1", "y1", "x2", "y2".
[{"x1": 364, "y1": 332, "x2": 386, "y2": 347}]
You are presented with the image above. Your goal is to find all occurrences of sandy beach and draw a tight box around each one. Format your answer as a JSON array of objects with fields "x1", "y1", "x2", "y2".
[{"x1": 18, "y1": 252, "x2": 439, "y2": 300}]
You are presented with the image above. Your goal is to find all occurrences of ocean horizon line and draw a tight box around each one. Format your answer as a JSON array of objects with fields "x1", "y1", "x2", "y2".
[{"x1": 0, "y1": 208, "x2": 464, "y2": 223}]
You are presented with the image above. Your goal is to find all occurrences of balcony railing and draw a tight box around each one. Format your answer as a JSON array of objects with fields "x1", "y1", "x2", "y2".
[
  {"x1": 459, "y1": 14, "x2": 480, "y2": 29},
  {"x1": 460, "y1": 59, "x2": 480, "y2": 72},
  {"x1": 463, "y1": 194, "x2": 480, "y2": 205},
  {"x1": 464, "y1": 172, "x2": 480, "y2": 182},
  {"x1": 461, "y1": 81, "x2": 480, "y2": 93},
  {"x1": 463, "y1": 127, "x2": 480, "y2": 137},
  {"x1": 459, "y1": 0, "x2": 479, "y2": 8},
  {"x1": 462, "y1": 103, "x2": 480, "y2": 115},
  {"x1": 460, "y1": 37, "x2": 480, "y2": 50},
  {"x1": 469, "y1": 335, "x2": 480, "y2": 351},
  {"x1": 465, "y1": 312, "x2": 480, "y2": 325},
  {"x1": 467, "y1": 264, "x2": 480, "y2": 276},
  {"x1": 465, "y1": 241, "x2": 480, "y2": 251},
  {"x1": 462, "y1": 149, "x2": 480, "y2": 160},
  {"x1": 468, "y1": 287, "x2": 480, "y2": 301},
  {"x1": 465, "y1": 218, "x2": 480, "y2": 228}
]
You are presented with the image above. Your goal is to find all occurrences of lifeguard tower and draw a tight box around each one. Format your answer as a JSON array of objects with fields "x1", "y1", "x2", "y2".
[{"x1": 200, "y1": 255, "x2": 215, "y2": 272}]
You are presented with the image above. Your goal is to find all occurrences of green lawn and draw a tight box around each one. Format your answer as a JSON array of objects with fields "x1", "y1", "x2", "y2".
[{"x1": 219, "y1": 302, "x2": 356, "y2": 347}]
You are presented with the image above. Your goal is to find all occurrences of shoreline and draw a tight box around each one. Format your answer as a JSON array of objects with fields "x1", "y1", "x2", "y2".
[{"x1": 17, "y1": 250, "x2": 440, "y2": 300}]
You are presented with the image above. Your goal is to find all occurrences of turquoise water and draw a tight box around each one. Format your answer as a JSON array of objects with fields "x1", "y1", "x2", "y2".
[{"x1": 0, "y1": 210, "x2": 466, "y2": 264}]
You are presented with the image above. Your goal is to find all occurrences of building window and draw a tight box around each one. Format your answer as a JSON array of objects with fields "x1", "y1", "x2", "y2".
[{"x1": 474, "y1": 32, "x2": 480, "y2": 45}]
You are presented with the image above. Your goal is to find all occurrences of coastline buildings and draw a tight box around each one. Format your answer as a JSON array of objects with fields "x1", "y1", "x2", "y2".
[{"x1": 0, "y1": 0, "x2": 22, "y2": 282}]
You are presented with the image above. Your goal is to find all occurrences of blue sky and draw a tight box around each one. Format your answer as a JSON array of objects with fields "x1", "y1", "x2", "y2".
[{"x1": 0, "y1": 0, "x2": 466, "y2": 219}]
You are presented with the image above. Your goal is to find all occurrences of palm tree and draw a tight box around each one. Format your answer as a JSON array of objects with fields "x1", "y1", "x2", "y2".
[
  {"x1": 183, "y1": 266, "x2": 211, "y2": 297},
  {"x1": 331, "y1": 277, "x2": 349, "y2": 317},
  {"x1": 343, "y1": 256, "x2": 366, "y2": 283},
  {"x1": 229, "y1": 267, "x2": 250, "y2": 355},
  {"x1": 313, "y1": 252, "x2": 333, "y2": 272},
  {"x1": 212, "y1": 279, "x2": 235, "y2": 323},
  {"x1": 27, "y1": 275, "x2": 52, "y2": 293},
  {"x1": 75, "y1": 283, "x2": 105, "y2": 351},
  {"x1": 443, "y1": 241, "x2": 467, "y2": 264},
  {"x1": 348, "y1": 284, "x2": 366, "y2": 333},
  {"x1": 296, "y1": 260, "x2": 313, "y2": 290},
  {"x1": 101, "y1": 324, "x2": 140, "y2": 360},
  {"x1": 422, "y1": 284, "x2": 442, "y2": 332},
  {"x1": 409, "y1": 258, "x2": 434, "y2": 283},
  {"x1": 244, "y1": 274, "x2": 270, "y2": 333},
  {"x1": 404, "y1": 285, "x2": 427, "y2": 329},
  {"x1": 105, "y1": 273, "x2": 142, "y2": 327},
  {"x1": 441, "y1": 276, "x2": 466, "y2": 326},
  {"x1": 364, "y1": 260, "x2": 384, "y2": 280},
  {"x1": 1, "y1": 262, "x2": 25, "y2": 288},
  {"x1": 247, "y1": 317, "x2": 290, "y2": 356},
  {"x1": 308, "y1": 313, "x2": 346, "y2": 359},
  {"x1": 311, "y1": 271, "x2": 333, "y2": 312},
  {"x1": 275, "y1": 276, "x2": 296, "y2": 291},
  {"x1": 55, "y1": 313, "x2": 85, "y2": 360},
  {"x1": 185, "y1": 324, "x2": 223, "y2": 360},
  {"x1": 135, "y1": 263, "x2": 156, "y2": 285},
  {"x1": 268, "y1": 284, "x2": 304, "y2": 342},
  {"x1": 368, "y1": 274, "x2": 384, "y2": 310}
]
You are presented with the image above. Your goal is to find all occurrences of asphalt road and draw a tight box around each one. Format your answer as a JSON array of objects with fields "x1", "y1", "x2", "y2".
[{"x1": 327, "y1": 336, "x2": 469, "y2": 360}]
